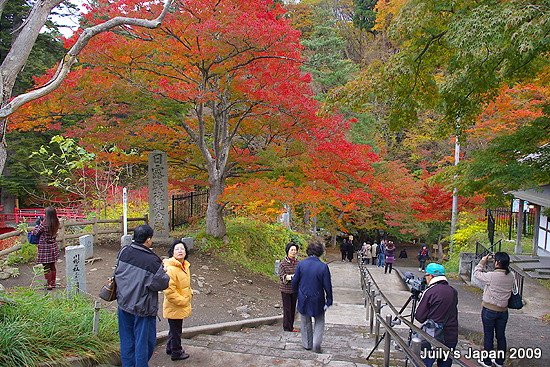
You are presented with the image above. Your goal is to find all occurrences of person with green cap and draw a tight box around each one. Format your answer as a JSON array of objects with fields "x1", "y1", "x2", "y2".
[{"x1": 415, "y1": 263, "x2": 458, "y2": 367}]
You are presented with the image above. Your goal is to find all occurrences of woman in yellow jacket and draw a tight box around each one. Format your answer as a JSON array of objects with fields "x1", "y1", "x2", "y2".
[{"x1": 163, "y1": 240, "x2": 193, "y2": 361}]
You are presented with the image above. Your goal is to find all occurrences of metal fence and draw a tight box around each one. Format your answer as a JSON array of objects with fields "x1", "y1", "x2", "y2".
[
  {"x1": 171, "y1": 190, "x2": 208, "y2": 229},
  {"x1": 487, "y1": 208, "x2": 536, "y2": 240}
]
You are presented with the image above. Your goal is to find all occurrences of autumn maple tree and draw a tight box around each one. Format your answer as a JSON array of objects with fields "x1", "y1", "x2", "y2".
[{"x1": 11, "y1": 0, "x2": 385, "y2": 239}]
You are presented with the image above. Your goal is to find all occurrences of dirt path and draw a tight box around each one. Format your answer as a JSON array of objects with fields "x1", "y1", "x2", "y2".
[{"x1": 0, "y1": 238, "x2": 284, "y2": 331}]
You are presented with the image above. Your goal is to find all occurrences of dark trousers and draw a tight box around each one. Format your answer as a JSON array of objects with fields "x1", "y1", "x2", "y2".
[
  {"x1": 422, "y1": 342, "x2": 457, "y2": 367},
  {"x1": 118, "y1": 308, "x2": 156, "y2": 367},
  {"x1": 481, "y1": 307, "x2": 508, "y2": 366},
  {"x1": 385, "y1": 262, "x2": 393, "y2": 273},
  {"x1": 166, "y1": 318, "x2": 185, "y2": 357},
  {"x1": 281, "y1": 292, "x2": 298, "y2": 331}
]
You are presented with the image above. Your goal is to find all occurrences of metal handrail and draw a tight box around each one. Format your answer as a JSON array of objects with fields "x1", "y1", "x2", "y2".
[
  {"x1": 397, "y1": 317, "x2": 477, "y2": 367},
  {"x1": 376, "y1": 313, "x2": 426, "y2": 367}
]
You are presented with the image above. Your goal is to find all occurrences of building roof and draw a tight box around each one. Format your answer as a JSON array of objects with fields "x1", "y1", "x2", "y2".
[{"x1": 510, "y1": 184, "x2": 550, "y2": 207}]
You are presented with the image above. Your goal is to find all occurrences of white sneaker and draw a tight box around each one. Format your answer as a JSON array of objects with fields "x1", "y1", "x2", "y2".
[
  {"x1": 491, "y1": 359, "x2": 504, "y2": 367},
  {"x1": 419, "y1": 268, "x2": 422, "y2": 271},
  {"x1": 477, "y1": 358, "x2": 492, "y2": 367}
]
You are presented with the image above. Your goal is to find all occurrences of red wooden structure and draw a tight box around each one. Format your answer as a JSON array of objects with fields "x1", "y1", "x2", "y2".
[{"x1": 0, "y1": 208, "x2": 86, "y2": 226}]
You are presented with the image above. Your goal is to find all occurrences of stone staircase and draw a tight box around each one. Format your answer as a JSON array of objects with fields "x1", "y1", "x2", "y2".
[
  {"x1": 510, "y1": 255, "x2": 550, "y2": 279},
  {"x1": 154, "y1": 322, "x2": 409, "y2": 366}
]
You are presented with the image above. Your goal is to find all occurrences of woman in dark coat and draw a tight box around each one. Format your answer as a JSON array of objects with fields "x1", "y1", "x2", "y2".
[
  {"x1": 292, "y1": 242, "x2": 333, "y2": 353},
  {"x1": 32, "y1": 206, "x2": 60, "y2": 290},
  {"x1": 340, "y1": 240, "x2": 347, "y2": 262},
  {"x1": 346, "y1": 240, "x2": 354, "y2": 262},
  {"x1": 278, "y1": 242, "x2": 299, "y2": 332},
  {"x1": 384, "y1": 241, "x2": 395, "y2": 274}
]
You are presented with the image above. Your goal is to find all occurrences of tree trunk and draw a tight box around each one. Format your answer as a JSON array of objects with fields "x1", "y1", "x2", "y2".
[
  {"x1": 438, "y1": 222, "x2": 444, "y2": 259},
  {"x1": 205, "y1": 178, "x2": 226, "y2": 238}
]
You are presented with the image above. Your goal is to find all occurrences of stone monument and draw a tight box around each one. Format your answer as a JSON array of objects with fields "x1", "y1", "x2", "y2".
[
  {"x1": 148, "y1": 150, "x2": 173, "y2": 244},
  {"x1": 65, "y1": 245, "x2": 86, "y2": 297}
]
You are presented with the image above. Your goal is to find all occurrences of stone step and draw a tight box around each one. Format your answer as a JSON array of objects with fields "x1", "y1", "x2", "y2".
[
  {"x1": 537, "y1": 268, "x2": 550, "y2": 275},
  {"x1": 526, "y1": 271, "x2": 550, "y2": 279},
  {"x1": 510, "y1": 255, "x2": 540, "y2": 263},
  {"x1": 180, "y1": 323, "x2": 407, "y2": 365}
]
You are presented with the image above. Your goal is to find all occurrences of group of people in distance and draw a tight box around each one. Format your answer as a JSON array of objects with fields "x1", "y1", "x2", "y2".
[
  {"x1": 339, "y1": 238, "x2": 354, "y2": 262},
  {"x1": 359, "y1": 240, "x2": 408, "y2": 274}
]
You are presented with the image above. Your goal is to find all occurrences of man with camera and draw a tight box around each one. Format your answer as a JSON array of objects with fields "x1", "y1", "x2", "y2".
[{"x1": 415, "y1": 263, "x2": 458, "y2": 367}]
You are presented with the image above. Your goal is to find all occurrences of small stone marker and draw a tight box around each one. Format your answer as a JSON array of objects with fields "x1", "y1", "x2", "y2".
[
  {"x1": 181, "y1": 236, "x2": 194, "y2": 250},
  {"x1": 121, "y1": 234, "x2": 133, "y2": 248},
  {"x1": 274, "y1": 259, "x2": 280, "y2": 276},
  {"x1": 79, "y1": 234, "x2": 93, "y2": 259},
  {"x1": 65, "y1": 245, "x2": 86, "y2": 297}
]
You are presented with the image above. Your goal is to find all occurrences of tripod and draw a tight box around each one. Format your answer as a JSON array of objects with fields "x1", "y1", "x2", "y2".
[{"x1": 365, "y1": 291, "x2": 421, "y2": 363}]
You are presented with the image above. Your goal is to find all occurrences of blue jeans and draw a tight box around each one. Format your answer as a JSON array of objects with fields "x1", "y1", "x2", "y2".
[
  {"x1": 377, "y1": 254, "x2": 385, "y2": 267},
  {"x1": 422, "y1": 342, "x2": 457, "y2": 367},
  {"x1": 118, "y1": 308, "x2": 157, "y2": 367},
  {"x1": 481, "y1": 307, "x2": 508, "y2": 366}
]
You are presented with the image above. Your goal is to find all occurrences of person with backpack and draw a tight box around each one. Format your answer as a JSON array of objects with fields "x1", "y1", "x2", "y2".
[
  {"x1": 418, "y1": 244, "x2": 430, "y2": 272},
  {"x1": 32, "y1": 206, "x2": 60, "y2": 290},
  {"x1": 377, "y1": 240, "x2": 386, "y2": 268}
]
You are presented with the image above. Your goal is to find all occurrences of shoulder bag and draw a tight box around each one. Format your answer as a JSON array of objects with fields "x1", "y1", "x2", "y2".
[
  {"x1": 415, "y1": 287, "x2": 457, "y2": 348},
  {"x1": 99, "y1": 245, "x2": 127, "y2": 302},
  {"x1": 508, "y1": 274, "x2": 523, "y2": 310}
]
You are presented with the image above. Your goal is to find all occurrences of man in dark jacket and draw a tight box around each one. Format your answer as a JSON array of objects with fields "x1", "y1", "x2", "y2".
[
  {"x1": 115, "y1": 224, "x2": 170, "y2": 367},
  {"x1": 292, "y1": 242, "x2": 333, "y2": 353},
  {"x1": 415, "y1": 263, "x2": 458, "y2": 367}
]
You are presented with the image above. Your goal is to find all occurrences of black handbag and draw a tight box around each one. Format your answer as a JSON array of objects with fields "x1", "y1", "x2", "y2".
[
  {"x1": 28, "y1": 232, "x2": 40, "y2": 244},
  {"x1": 508, "y1": 276, "x2": 523, "y2": 309},
  {"x1": 98, "y1": 246, "x2": 126, "y2": 302},
  {"x1": 99, "y1": 277, "x2": 117, "y2": 301}
]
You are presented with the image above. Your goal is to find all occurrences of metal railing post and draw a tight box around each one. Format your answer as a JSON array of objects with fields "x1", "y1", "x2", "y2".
[
  {"x1": 370, "y1": 290, "x2": 376, "y2": 334},
  {"x1": 411, "y1": 337, "x2": 422, "y2": 358},
  {"x1": 384, "y1": 314, "x2": 392, "y2": 367},
  {"x1": 375, "y1": 299, "x2": 382, "y2": 343}
]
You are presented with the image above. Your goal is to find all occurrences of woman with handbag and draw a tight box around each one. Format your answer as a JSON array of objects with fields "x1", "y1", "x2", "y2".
[
  {"x1": 32, "y1": 207, "x2": 60, "y2": 290},
  {"x1": 473, "y1": 252, "x2": 514, "y2": 367},
  {"x1": 163, "y1": 240, "x2": 193, "y2": 361},
  {"x1": 278, "y1": 242, "x2": 299, "y2": 332}
]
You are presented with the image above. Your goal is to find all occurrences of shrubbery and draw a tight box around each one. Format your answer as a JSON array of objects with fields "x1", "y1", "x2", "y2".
[
  {"x1": 0, "y1": 288, "x2": 118, "y2": 367},
  {"x1": 176, "y1": 216, "x2": 311, "y2": 276}
]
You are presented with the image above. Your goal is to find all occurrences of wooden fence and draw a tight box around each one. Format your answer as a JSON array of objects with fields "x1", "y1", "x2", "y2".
[{"x1": 0, "y1": 215, "x2": 148, "y2": 257}]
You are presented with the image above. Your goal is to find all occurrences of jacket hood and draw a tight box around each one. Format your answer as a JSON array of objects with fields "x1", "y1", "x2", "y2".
[{"x1": 165, "y1": 257, "x2": 189, "y2": 272}]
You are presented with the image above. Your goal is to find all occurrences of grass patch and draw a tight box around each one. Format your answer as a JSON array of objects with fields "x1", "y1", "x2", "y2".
[
  {"x1": 174, "y1": 217, "x2": 311, "y2": 277},
  {"x1": 0, "y1": 288, "x2": 118, "y2": 367},
  {"x1": 537, "y1": 278, "x2": 550, "y2": 292}
]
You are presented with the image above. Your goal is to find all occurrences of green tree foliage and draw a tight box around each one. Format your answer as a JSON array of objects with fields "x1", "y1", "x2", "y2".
[
  {"x1": 301, "y1": 7, "x2": 358, "y2": 98},
  {"x1": 352, "y1": 0, "x2": 378, "y2": 34}
]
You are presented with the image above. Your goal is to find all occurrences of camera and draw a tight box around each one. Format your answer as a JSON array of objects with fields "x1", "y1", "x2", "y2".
[{"x1": 403, "y1": 272, "x2": 427, "y2": 296}]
